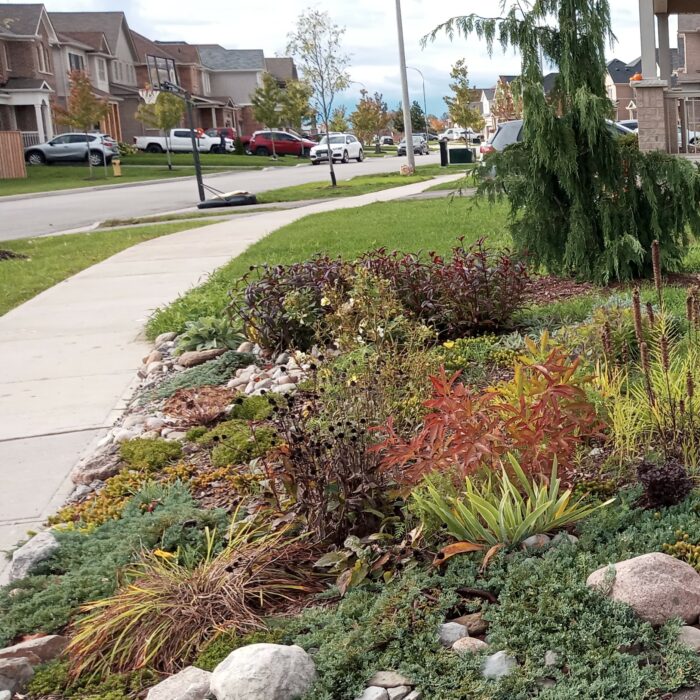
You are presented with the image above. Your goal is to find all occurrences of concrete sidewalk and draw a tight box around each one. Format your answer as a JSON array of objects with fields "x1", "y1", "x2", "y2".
[{"x1": 0, "y1": 174, "x2": 463, "y2": 582}]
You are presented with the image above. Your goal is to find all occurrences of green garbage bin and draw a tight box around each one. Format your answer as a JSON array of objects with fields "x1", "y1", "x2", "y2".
[{"x1": 448, "y1": 147, "x2": 473, "y2": 164}]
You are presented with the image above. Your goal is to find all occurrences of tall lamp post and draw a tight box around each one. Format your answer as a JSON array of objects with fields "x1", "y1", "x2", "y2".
[
  {"x1": 407, "y1": 66, "x2": 430, "y2": 141},
  {"x1": 394, "y1": 0, "x2": 415, "y2": 172}
]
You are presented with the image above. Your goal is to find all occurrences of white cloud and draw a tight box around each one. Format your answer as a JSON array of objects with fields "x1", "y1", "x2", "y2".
[{"x1": 43, "y1": 0, "x2": 675, "y2": 114}]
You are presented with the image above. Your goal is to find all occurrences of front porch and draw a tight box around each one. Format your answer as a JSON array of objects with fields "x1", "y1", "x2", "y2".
[{"x1": 0, "y1": 92, "x2": 53, "y2": 148}]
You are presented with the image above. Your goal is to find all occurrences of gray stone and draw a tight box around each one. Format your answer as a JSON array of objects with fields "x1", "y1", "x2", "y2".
[
  {"x1": 588, "y1": 447, "x2": 605, "y2": 458},
  {"x1": 165, "y1": 431, "x2": 187, "y2": 441},
  {"x1": 271, "y1": 383, "x2": 297, "y2": 395},
  {"x1": 673, "y1": 688, "x2": 700, "y2": 699},
  {"x1": 452, "y1": 612, "x2": 488, "y2": 635},
  {"x1": 387, "y1": 688, "x2": 411, "y2": 700},
  {"x1": 237, "y1": 341, "x2": 255, "y2": 353},
  {"x1": 178, "y1": 348, "x2": 226, "y2": 368},
  {"x1": 68, "y1": 484, "x2": 93, "y2": 502},
  {"x1": 679, "y1": 626, "x2": 700, "y2": 653},
  {"x1": 357, "y1": 689, "x2": 389, "y2": 700},
  {"x1": 367, "y1": 671, "x2": 413, "y2": 688},
  {"x1": 145, "y1": 417, "x2": 167, "y2": 431},
  {"x1": 544, "y1": 650, "x2": 559, "y2": 667},
  {"x1": 10, "y1": 531, "x2": 59, "y2": 581},
  {"x1": 156, "y1": 332, "x2": 178, "y2": 346},
  {"x1": 587, "y1": 552, "x2": 700, "y2": 626},
  {"x1": 521, "y1": 534, "x2": 551, "y2": 550},
  {"x1": 146, "y1": 666, "x2": 212, "y2": 700},
  {"x1": 0, "y1": 635, "x2": 67, "y2": 664},
  {"x1": 452, "y1": 637, "x2": 489, "y2": 654},
  {"x1": 0, "y1": 690, "x2": 11, "y2": 700},
  {"x1": 0, "y1": 657, "x2": 34, "y2": 693},
  {"x1": 113, "y1": 427, "x2": 136, "y2": 443},
  {"x1": 210, "y1": 643, "x2": 316, "y2": 700},
  {"x1": 552, "y1": 533, "x2": 579, "y2": 546},
  {"x1": 143, "y1": 350, "x2": 163, "y2": 365},
  {"x1": 71, "y1": 450, "x2": 121, "y2": 485},
  {"x1": 140, "y1": 430, "x2": 160, "y2": 440},
  {"x1": 482, "y1": 651, "x2": 517, "y2": 680},
  {"x1": 438, "y1": 622, "x2": 469, "y2": 647},
  {"x1": 404, "y1": 693, "x2": 421, "y2": 700},
  {"x1": 123, "y1": 414, "x2": 147, "y2": 428},
  {"x1": 276, "y1": 352, "x2": 290, "y2": 365},
  {"x1": 146, "y1": 361, "x2": 164, "y2": 375}
]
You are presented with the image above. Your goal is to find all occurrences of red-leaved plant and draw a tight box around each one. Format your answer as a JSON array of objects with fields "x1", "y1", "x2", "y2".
[{"x1": 375, "y1": 349, "x2": 602, "y2": 483}]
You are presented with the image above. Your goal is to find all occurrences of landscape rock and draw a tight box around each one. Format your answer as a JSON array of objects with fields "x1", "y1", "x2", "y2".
[
  {"x1": 588, "y1": 447, "x2": 605, "y2": 458},
  {"x1": 145, "y1": 417, "x2": 167, "y2": 431},
  {"x1": 237, "y1": 341, "x2": 255, "y2": 353},
  {"x1": 165, "y1": 431, "x2": 187, "y2": 441},
  {"x1": 210, "y1": 643, "x2": 316, "y2": 700},
  {"x1": 482, "y1": 651, "x2": 517, "y2": 680},
  {"x1": 276, "y1": 352, "x2": 290, "y2": 365},
  {"x1": 0, "y1": 690, "x2": 11, "y2": 700},
  {"x1": 587, "y1": 552, "x2": 700, "y2": 626},
  {"x1": 452, "y1": 612, "x2": 488, "y2": 635},
  {"x1": 367, "y1": 671, "x2": 413, "y2": 688},
  {"x1": 0, "y1": 635, "x2": 67, "y2": 664},
  {"x1": 146, "y1": 666, "x2": 212, "y2": 700},
  {"x1": 521, "y1": 534, "x2": 551, "y2": 549},
  {"x1": 123, "y1": 414, "x2": 147, "y2": 428},
  {"x1": 438, "y1": 622, "x2": 469, "y2": 647},
  {"x1": 544, "y1": 650, "x2": 559, "y2": 667},
  {"x1": 452, "y1": 637, "x2": 489, "y2": 654},
  {"x1": 145, "y1": 349, "x2": 163, "y2": 364},
  {"x1": 387, "y1": 688, "x2": 411, "y2": 700},
  {"x1": 140, "y1": 430, "x2": 160, "y2": 440},
  {"x1": 178, "y1": 348, "x2": 226, "y2": 368},
  {"x1": 404, "y1": 692, "x2": 422, "y2": 700},
  {"x1": 271, "y1": 383, "x2": 297, "y2": 395},
  {"x1": 10, "y1": 531, "x2": 59, "y2": 581},
  {"x1": 155, "y1": 332, "x2": 178, "y2": 346},
  {"x1": 673, "y1": 688, "x2": 700, "y2": 699},
  {"x1": 0, "y1": 657, "x2": 34, "y2": 693},
  {"x1": 112, "y1": 427, "x2": 137, "y2": 443},
  {"x1": 552, "y1": 533, "x2": 579, "y2": 546},
  {"x1": 357, "y1": 688, "x2": 389, "y2": 700},
  {"x1": 146, "y1": 361, "x2": 164, "y2": 375},
  {"x1": 679, "y1": 626, "x2": 700, "y2": 653},
  {"x1": 68, "y1": 484, "x2": 92, "y2": 502},
  {"x1": 71, "y1": 450, "x2": 121, "y2": 485}
]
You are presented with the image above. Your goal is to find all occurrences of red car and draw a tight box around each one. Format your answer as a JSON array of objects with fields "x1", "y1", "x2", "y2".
[{"x1": 248, "y1": 130, "x2": 316, "y2": 157}]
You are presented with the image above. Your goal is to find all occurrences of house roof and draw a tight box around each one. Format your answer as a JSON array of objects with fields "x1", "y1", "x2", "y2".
[
  {"x1": 130, "y1": 30, "x2": 176, "y2": 63},
  {"x1": 55, "y1": 31, "x2": 95, "y2": 51},
  {"x1": 197, "y1": 45, "x2": 265, "y2": 71},
  {"x1": 58, "y1": 31, "x2": 111, "y2": 54},
  {"x1": 0, "y1": 4, "x2": 43, "y2": 37},
  {"x1": 265, "y1": 57, "x2": 297, "y2": 82},
  {"x1": 498, "y1": 75, "x2": 519, "y2": 84},
  {"x1": 154, "y1": 41, "x2": 201, "y2": 64},
  {"x1": 2, "y1": 77, "x2": 52, "y2": 90},
  {"x1": 679, "y1": 13, "x2": 700, "y2": 32},
  {"x1": 542, "y1": 71, "x2": 559, "y2": 94},
  {"x1": 49, "y1": 12, "x2": 135, "y2": 57}
]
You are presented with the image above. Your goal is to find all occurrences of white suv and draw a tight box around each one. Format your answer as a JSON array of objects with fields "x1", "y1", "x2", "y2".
[{"x1": 310, "y1": 133, "x2": 364, "y2": 164}]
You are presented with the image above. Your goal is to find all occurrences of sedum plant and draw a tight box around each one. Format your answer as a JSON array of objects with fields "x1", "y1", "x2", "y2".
[{"x1": 413, "y1": 454, "x2": 614, "y2": 554}]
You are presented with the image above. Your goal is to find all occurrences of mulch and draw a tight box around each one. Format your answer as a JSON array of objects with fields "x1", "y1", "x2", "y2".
[
  {"x1": 524, "y1": 274, "x2": 598, "y2": 305},
  {"x1": 0, "y1": 249, "x2": 28, "y2": 261}
]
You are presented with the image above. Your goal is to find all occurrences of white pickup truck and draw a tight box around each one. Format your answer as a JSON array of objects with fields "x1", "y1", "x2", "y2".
[{"x1": 134, "y1": 129, "x2": 234, "y2": 154}]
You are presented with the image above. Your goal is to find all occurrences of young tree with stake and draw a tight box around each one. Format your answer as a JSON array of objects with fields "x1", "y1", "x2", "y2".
[
  {"x1": 252, "y1": 72, "x2": 283, "y2": 158},
  {"x1": 135, "y1": 90, "x2": 185, "y2": 171},
  {"x1": 444, "y1": 59, "x2": 485, "y2": 133},
  {"x1": 287, "y1": 9, "x2": 350, "y2": 186},
  {"x1": 351, "y1": 90, "x2": 390, "y2": 152},
  {"x1": 53, "y1": 70, "x2": 110, "y2": 179}
]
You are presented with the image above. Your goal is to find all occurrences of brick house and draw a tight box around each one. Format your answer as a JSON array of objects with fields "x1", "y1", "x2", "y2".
[{"x1": 0, "y1": 4, "x2": 58, "y2": 146}]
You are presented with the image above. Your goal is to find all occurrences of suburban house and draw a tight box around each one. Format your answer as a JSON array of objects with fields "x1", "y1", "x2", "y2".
[
  {"x1": 0, "y1": 4, "x2": 57, "y2": 146},
  {"x1": 677, "y1": 13, "x2": 700, "y2": 87},
  {"x1": 49, "y1": 11, "x2": 139, "y2": 142}
]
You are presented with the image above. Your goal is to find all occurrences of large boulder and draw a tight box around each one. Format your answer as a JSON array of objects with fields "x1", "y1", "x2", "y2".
[
  {"x1": 146, "y1": 666, "x2": 212, "y2": 700},
  {"x1": 210, "y1": 644, "x2": 316, "y2": 700},
  {"x1": 0, "y1": 658, "x2": 34, "y2": 693},
  {"x1": 587, "y1": 552, "x2": 700, "y2": 626},
  {"x1": 0, "y1": 635, "x2": 67, "y2": 664},
  {"x1": 10, "y1": 531, "x2": 59, "y2": 581}
]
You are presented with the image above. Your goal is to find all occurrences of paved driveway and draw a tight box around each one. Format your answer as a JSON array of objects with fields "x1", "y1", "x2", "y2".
[{"x1": 0, "y1": 153, "x2": 440, "y2": 240}]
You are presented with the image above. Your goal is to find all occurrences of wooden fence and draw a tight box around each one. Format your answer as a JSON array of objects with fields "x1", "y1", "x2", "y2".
[{"x1": 0, "y1": 131, "x2": 27, "y2": 179}]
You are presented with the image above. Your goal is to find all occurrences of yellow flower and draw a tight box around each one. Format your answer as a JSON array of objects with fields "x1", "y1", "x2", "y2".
[
  {"x1": 154, "y1": 549, "x2": 175, "y2": 559},
  {"x1": 443, "y1": 341, "x2": 456, "y2": 349},
  {"x1": 347, "y1": 374, "x2": 358, "y2": 386},
  {"x1": 320, "y1": 296, "x2": 331, "y2": 307}
]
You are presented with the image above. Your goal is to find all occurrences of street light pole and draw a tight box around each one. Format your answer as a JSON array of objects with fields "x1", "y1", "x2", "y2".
[
  {"x1": 408, "y1": 66, "x2": 430, "y2": 141},
  {"x1": 394, "y1": 0, "x2": 415, "y2": 173}
]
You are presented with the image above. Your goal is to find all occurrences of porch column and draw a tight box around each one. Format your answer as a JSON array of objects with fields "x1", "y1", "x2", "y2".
[
  {"x1": 43, "y1": 104, "x2": 53, "y2": 139},
  {"x1": 639, "y1": 0, "x2": 658, "y2": 79},
  {"x1": 34, "y1": 103, "x2": 45, "y2": 142},
  {"x1": 211, "y1": 107, "x2": 217, "y2": 127},
  {"x1": 657, "y1": 13, "x2": 672, "y2": 83}
]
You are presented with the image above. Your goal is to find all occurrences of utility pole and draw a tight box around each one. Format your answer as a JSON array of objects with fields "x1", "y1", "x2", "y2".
[
  {"x1": 395, "y1": 0, "x2": 415, "y2": 173},
  {"x1": 408, "y1": 66, "x2": 430, "y2": 140}
]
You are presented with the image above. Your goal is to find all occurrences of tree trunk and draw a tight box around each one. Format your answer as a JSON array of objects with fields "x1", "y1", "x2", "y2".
[
  {"x1": 165, "y1": 133, "x2": 173, "y2": 171},
  {"x1": 271, "y1": 132, "x2": 277, "y2": 159},
  {"x1": 324, "y1": 117, "x2": 337, "y2": 187},
  {"x1": 85, "y1": 130, "x2": 93, "y2": 179},
  {"x1": 375, "y1": 131, "x2": 382, "y2": 154}
]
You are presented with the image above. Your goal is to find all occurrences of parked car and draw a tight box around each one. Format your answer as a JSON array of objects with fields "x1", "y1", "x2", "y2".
[
  {"x1": 479, "y1": 119, "x2": 635, "y2": 158},
  {"x1": 617, "y1": 119, "x2": 638, "y2": 132},
  {"x1": 414, "y1": 132, "x2": 440, "y2": 142},
  {"x1": 397, "y1": 135, "x2": 430, "y2": 156},
  {"x1": 205, "y1": 126, "x2": 237, "y2": 141},
  {"x1": 438, "y1": 127, "x2": 467, "y2": 141},
  {"x1": 248, "y1": 130, "x2": 316, "y2": 157},
  {"x1": 310, "y1": 133, "x2": 364, "y2": 164},
  {"x1": 373, "y1": 135, "x2": 394, "y2": 146},
  {"x1": 134, "y1": 129, "x2": 233, "y2": 154},
  {"x1": 25, "y1": 132, "x2": 118, "y2": 166}
]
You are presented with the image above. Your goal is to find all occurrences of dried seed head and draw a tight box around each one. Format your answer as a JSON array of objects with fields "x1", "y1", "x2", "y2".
[
  {"x1": 601, "y1": 321, "x2": 614, "y2": 360},
  {"x1": 646, "y1": 302, "x2": 656, "y2": 326},
  {"x1": 640, "y1": 341, "x2": 651, "y2": 373},
  {"x1": 632, "y1": 287, "x2": 644, "y2": 344},
  {"x1": 687, "y1": 371, "x2": 695, "y2": 400},
  {"x1": 652, "y1": 240, "x2": 662, "y2": 299},
  {"x1": 680, "y1": 399, "x2": 686, "y2": 415},
  {"x1": 660, "y1": 334, "x2": 670, "y2": 373},
  {"x1": 687, "y1": 291, "x2": 695, "y2": 327}
]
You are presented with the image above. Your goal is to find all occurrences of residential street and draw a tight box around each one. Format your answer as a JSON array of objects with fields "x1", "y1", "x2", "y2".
[{"x1": 0, "y1": 154, "x2": 440, "y2": 241}]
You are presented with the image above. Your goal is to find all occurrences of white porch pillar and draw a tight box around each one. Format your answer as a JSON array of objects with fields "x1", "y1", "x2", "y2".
[
  {"x1": 43, "y1": 104, "x2": 53, "y2": 139},
  {"x1": 211, "y1": 107, "x2": 217, "y2": 128},
  {"x1": 657, "y1": 13, "x2": 672, "y2": 82},
  {"x1": 639, "y1": 0, "x2": 658, "y2": 80},
  {"x1": 34, "y1": 103, "x2": 45, "y2": 141}
]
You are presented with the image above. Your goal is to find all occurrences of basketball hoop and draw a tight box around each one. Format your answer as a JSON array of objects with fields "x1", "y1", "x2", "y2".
[{"x1": 139, "y1": 87, "x2": 159, "y2": 105}]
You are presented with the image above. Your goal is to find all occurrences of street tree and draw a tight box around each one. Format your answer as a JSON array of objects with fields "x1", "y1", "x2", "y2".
[
  {"x1": 491, "y1": 77, "x2": 522, "y2": 123},
  {"x1": 135, "y1": 90, "x2": 185, "y2": 170},
  {"x1": 429, "y1": 115, "x2": 447, "y2": 133},
  {"x1": 351, "y1": 90, "x2": 390, "y2": 151},
  {"x1": 280, "y1": 80, "x2": 313, "y2": 132},
  {"x1": 393, "y1": 100, "x2": 425, "y2": 135},
  {"x1": 252, "y1": 72, "x2": 283, "y2": 158},
  {"x1": 426, "y1": 0, "x2": 700, "y2": 283},
  {"x1": 53, "y1": 70, "x2": 110, "y2": 178},
  {"x1": 444, "y1": 59, "x2": 484, "y2": 132},
  {"x1": 287, "y1": 9, "x2": 350, "y2": 186},
  {"x1": 329, "y1": 105, "x2": 349, "y2": 133}
]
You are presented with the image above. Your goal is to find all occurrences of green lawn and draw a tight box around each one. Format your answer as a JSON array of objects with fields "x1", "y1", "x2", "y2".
[
  {"x1": 0, "y1": 221, "x2": 211, "y2": 315},
  {"x1": 146, "y1": 197, "x2": 511, "y2": 338},
  {"x1": 123, "y1": 152, "x2": 305, "y2": 168},
  {"x1": 0, "y1": 165, "x2": 228, "y2": 197}
]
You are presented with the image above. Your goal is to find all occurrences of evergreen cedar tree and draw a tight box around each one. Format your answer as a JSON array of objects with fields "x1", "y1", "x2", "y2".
[{"x1": 427, "y1": 0, "x2": 700, "y2": 283}]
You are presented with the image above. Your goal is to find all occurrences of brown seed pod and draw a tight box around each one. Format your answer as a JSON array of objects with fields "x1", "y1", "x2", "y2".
[
  {"x1": 632, "y1": 287, "x2": 644, "y2": 345},
  {"x1": 652, "y1": 240, "x2": 662, "y2": 301},
  {"x1": 646, "y1": 302, "x2": 655, "y2": 326}
]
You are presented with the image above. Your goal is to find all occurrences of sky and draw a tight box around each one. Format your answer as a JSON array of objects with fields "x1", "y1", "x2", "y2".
[{"x1": 31, "y1": 0, "x2": 677, "y2": 116}]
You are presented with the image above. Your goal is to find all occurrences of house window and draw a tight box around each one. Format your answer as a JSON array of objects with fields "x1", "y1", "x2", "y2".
[
  {"x1": 146, "y1": 55, "x2": 178, "y2": 88},
  {"x1": 43, "y1": 45, "x2": 51, "y2": 73},
  {"x1": 202, "y1": 71, "x2": 210, "y2": 95},
  {"x1": 97, "y1": 58, "x2": 106, "y2": 82},
  {"x1": 68, "y1": 52, "x2": 84, "y2": 72}
]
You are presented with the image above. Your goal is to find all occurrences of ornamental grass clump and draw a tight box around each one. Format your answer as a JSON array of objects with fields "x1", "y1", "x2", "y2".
[{"x1": 66, "y1": 520, "x2": 320, "y2": 679}]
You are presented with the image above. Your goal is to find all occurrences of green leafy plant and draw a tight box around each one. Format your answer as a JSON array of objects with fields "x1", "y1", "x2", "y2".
[
  {"x1": 194, "y1": 628, "x2": 286, "y2": 671},
  {"x1": 175, "y1": 316, "x2": 245, "y2": 355},
  {"x1": 66, "y1": 520, "x2": 320, "y2": 678},
  {"x1": 197, "y1": 420, "x2": 277, "y2": 468},
  {"x1": 412, "y1": 454, "x2": 614, "y2": 556},
  {"x1": 119, "y1": 438, "x2": 182, "y2": 470}
]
